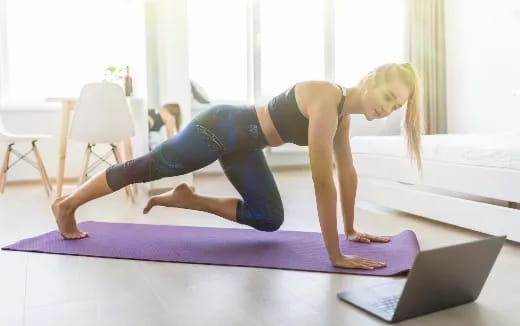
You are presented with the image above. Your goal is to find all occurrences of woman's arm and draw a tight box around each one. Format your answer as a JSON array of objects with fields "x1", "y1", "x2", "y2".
[
  {"x1": 333, "y1": 115, "x2": 357, "y2": 235},
  {"x1": 333, "y1": 116, "x2": 391, "y2": 244},
  {"x1": 306, "y1": 84, "x2": 344, "y2": 262},
  {"x1": 307, "y1": 90, "x2": 386, "y2": 269},
  {"x1": 303, "y1": 82, "x2": 386, "y2": 270}
]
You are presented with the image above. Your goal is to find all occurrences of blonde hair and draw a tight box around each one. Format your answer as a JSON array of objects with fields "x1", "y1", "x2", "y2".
[{"x1": 357, "y1": 63, "x2": 423, "y2": 175}]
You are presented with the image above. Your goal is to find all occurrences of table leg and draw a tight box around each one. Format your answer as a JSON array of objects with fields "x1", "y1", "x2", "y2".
[{"x1": 56, "y1": 100, "x2": 74, "y2": 197}]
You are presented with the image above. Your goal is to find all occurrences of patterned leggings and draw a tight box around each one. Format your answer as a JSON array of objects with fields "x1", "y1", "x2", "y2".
[{"x1": 105, "y1": 104, "x2": 284, "y2": 232}]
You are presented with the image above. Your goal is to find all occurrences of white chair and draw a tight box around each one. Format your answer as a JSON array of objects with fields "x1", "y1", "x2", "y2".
[
  {"x1": 0, "y1": 116, "x2": 53, "y2": 196},
  {"x1": 69, "y1": 82, "x2": 135, "y2": 202}
]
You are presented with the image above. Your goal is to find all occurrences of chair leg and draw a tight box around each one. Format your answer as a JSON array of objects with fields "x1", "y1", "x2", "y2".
[
  {"x1": 0, "y1": 145, "x2": 12, "y2": 194},
  {"x1": 31, "y1": 141, "x2": 51, "y2": 197},
  {"x1": 33, "y1": 143, "x2": 53, "y2": 191},
  {"x1": 111, "y1": 143, "x2": 135, "y2": 204},
  {"x1": 78, "y1": 144, "x2": 92, "y2": 186}
]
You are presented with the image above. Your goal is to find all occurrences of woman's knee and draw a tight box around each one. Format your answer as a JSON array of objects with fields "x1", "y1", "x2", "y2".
[
  {"x1": 255, "y1": 215, "x2": 284, "y2": 232},
  {"x1": 237, "y1": 199, "x2": 284, "y2": 232}
]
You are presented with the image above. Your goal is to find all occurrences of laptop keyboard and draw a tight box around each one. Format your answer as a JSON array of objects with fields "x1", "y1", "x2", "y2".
[{"x1": 370, "y1": 295, "x2": 400, "y2": 313}]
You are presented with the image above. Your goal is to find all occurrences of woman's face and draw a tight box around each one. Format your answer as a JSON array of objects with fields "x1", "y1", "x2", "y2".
[{"x1": 361, "y1": 79, "x2": 410, "y2": 121}]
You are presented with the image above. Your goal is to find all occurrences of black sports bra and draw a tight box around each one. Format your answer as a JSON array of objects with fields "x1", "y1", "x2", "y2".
[{"x1": 267, "y1": 84, "x2": 346, "y2": 146}]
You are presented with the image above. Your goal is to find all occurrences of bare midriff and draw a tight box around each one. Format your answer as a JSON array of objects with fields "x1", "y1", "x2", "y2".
[{"x1": 255, "y1": 105, "x2": 285, "y2": 147}]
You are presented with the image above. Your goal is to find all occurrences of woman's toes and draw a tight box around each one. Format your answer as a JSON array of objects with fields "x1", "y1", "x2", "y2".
[
  {"x1": 142, "y1": 184, "x2": 194, "y2": 215},
  {"x1": 61, "y1": 231, "x2": 88, "y2": 240}
]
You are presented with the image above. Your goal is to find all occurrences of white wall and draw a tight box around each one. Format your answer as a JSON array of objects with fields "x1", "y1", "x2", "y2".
[{"x1": 445, "y1": 0, "x2": 520, "y2": 133}]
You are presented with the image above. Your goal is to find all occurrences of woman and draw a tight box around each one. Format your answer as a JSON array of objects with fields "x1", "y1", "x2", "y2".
[
  {"x1": 148, "y1": 103, "x2": 183, "y2": 140},
  {"x1": 52, "y1": 62, "x2": 422, "y2": 271}
]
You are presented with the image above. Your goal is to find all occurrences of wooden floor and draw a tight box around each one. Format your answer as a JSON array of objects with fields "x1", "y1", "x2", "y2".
[{"x1": 1, "y1": 167, "x2": 518, "y2": 326}]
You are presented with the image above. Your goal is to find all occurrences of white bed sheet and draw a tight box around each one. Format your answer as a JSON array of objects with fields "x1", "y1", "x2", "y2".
[{"x1": 350, "y1": 133, "x2": 520, "y2": 171}]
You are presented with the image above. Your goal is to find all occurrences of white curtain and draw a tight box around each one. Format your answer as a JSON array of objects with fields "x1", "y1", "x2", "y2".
[{"x1": 406, "y1": 0, "x2": 447, "y2": 134}]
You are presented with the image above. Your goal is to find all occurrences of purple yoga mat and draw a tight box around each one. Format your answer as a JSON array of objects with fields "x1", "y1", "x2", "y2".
[{"x1": 2, "y1": 221, "x2": 419, "y2": 276}]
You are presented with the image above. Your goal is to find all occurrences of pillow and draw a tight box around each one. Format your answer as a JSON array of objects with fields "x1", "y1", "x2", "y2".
[
  {"x1": 191, "y1": 80, "x2": 211, "y2": 104},
  {"x1": 377, "y1": 108, "x2": 404, "y2": 136},
  {"x1": 348, "y1": 109, "x2": 404, "y2": 137}
]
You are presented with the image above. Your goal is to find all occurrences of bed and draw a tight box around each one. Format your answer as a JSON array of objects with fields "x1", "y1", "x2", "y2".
[{"x1": 350, "y1": 133, "x2": 520, "y2": 242}]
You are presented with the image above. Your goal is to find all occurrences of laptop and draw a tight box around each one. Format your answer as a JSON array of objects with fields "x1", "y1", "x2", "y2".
[{"x1": 337, "y1": 235, "x2": 506, "y2": 323}]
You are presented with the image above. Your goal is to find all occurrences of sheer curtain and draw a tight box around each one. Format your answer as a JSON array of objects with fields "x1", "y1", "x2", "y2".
[
  {"x1": 186, "y1": 0, "x2": 406, "y2": 106},
  {"x1": 335, "y1": 0, "x2": 406, "y2": 87},
  {"x1": 187, "y1": 0, "x2": 248, "y2": 103},
  {"x1": 406, "y1": 0, "x2": 447, "y2": 134},
  {"x1": 259, "y1": 0, "x2": 324, "y2": 100},
  {"x1": 335, "y1": 0, "x2": 406, "y2": 136}
]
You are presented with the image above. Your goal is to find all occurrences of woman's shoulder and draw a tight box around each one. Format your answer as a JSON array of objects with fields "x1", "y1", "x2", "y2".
[
  {"x1": 295, "y1": 80, "x2": 339, "y2": 92},
  {"x1": 294, "y1": 81, "x2": 343, "y2": 110}
]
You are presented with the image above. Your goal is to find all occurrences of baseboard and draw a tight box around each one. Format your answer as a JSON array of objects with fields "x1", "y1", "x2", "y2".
[
  {"x1": 5, "y1": 165, "x2": 313, "y2": 186},
  {"x1": 5, "y1": 177, "x2": 78, "y2": 187}
]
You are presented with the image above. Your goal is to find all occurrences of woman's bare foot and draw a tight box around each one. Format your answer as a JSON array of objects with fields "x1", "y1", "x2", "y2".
[
  {"x1": 143, "y1": 183, "x2": 196, "y2": 214},
  {"x1": 51, "y1": 195, "x2": 89, "y2": 240}
]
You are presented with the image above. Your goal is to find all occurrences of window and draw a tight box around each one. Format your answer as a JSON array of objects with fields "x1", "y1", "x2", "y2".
[
  {"x1": 334, "y1": 0, "x2": 405, "y2": 87},
  {"x1": 1, "y1": 0, "x2": 406, "y2": 105},
  {"x1": 2, "y1": 0, "x2": 145, "y2": 102},
  {"x1": 259, "y1": 0, "x2": 324, "y2": 100},
  {"x1": 187, "y1": 0, "x2": 404, "y2": 104},
  {"x1": 188, "y1": 0, "x2": 248, "y2": 103}
]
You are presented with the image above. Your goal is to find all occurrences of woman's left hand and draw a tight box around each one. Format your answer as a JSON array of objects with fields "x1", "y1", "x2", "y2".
[{"x1": 346, "y1": 231, "x2": 390, "y2": 244}]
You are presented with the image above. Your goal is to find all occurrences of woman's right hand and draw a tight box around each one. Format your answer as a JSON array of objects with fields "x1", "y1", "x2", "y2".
[{"x1": 331, "y1": 254, "x2": 386, "y2": 270}]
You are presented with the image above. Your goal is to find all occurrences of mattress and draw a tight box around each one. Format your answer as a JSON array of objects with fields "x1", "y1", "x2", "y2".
[{"x1": 350, "y1": 133, "x2": 520, "y2": 171}]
